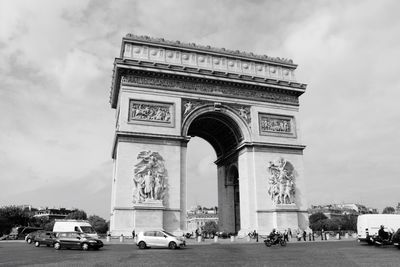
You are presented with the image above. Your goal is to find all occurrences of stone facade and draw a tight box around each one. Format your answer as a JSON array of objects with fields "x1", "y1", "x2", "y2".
[{"x1": 109, "y1": 34, "x2": 308, "y2": 236}]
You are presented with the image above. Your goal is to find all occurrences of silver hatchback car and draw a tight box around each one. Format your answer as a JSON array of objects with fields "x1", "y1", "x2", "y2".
[{"x1": 136, "y1": 230, "x2": 185, "y2": 249}]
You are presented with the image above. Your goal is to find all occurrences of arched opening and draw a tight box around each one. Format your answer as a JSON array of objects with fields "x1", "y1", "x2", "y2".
[
  {"x1": 186, "y1": 111, "x2": 243, "y2": 158},
  {"x1": 184, "y1": 109, "x2": 245, "y2": 234}
]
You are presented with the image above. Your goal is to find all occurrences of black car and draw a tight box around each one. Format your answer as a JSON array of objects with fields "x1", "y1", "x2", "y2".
[
  {"x1": 53, "y1": 232, "x2": 103, "y2": 250},
  {"x1": 392, "y1": 228, "x2": 400, "y2": 249},
  {"x1": 26, "y1": 230, "x2": 47, "y2": 244},
  {"x1": 33, "y1": 231, "x2": 57, "y2": 247}
]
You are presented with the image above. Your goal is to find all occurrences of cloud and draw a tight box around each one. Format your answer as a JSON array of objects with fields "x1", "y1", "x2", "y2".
[{"x1": 1, "y1": 0, "x2": 400, "y2": 217}]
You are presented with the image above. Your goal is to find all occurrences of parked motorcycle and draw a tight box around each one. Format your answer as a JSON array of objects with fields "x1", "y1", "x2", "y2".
[{"x1": 264, "y1": 234, "x2": 286, "y2": 247}]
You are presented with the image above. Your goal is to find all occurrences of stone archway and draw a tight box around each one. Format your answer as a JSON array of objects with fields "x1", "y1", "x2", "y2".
[
  {"x1": 108, "y1": 34, "x2": 309, "y2": 236},
  {"x1": 182, "y1": 105, "x2": 248, "y2": 234}
]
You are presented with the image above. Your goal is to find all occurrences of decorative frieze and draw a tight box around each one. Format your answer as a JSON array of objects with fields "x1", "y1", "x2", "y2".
[
  {"x1": 123, "y1": 42, "x2": 296, "y2": 82},
  {"x1": 121, "y1": 72, "x2": 299, "y2": 106},
  {"x1": 128, "y1": 99, "x2": 174, "y2": 127},
  {"x1": 125, "y1": 34, "x2": 294, "y2": 65},
  {"x1": 259, "y1": 113, "x2": 296, "y2": 137}
]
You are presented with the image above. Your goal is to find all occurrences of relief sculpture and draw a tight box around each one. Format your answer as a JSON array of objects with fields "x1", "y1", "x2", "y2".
[
  {"x1": 260, "y1": 117, "x2": 291, "y2": 133},
  {"x1": 181, "y1": 100, "x2": 206, "y2": 118},
  {"x1": 129, "y1": 100, "x2": 171, "y2": 123},
  {"x1": 132, "y1": 151, "x2": 167, "y2": 204},
  {"x1": 267, "y1": 157, "x2": 296, "y2": 205}
]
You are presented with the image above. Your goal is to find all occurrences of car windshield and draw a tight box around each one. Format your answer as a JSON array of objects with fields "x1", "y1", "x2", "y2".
[
  {"x1": 161, "y1": 231, "x2": 176, "y2": 237},
  {"x1": 80, "y1": 226, "x2": 96, "y2": 234}
]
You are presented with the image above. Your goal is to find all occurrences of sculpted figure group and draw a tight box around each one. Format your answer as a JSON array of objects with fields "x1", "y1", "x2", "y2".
[
  {"x1": 130, "y1": 103, "x2": 171, "y2": 122},
  {"x1": 267, "y1": 157, "x2": 296, "y2": 205},
  {"x1": 261, "y1": 118, "x2": 291, "y2": 133},
  {"x1": 132, "y1": 151, "x2": 167, "y2": 204}
]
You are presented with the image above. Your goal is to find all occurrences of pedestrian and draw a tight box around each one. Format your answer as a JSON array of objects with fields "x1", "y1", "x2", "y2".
[
  {"x1": 302, "y1": 230, "x2": 306, "y2": 241},
  {"x1": 288, "y1": 228, "x2": 292, "y2": 239},
  {"x1": 321, "y1": 228, "x2": 325, "y2": 240},
  {"x1": 132, "y1": 229, "x2": 135, "y2": 238},
  {"x1": 284, "y1": 229, "x2": 289, "y2": 242}
]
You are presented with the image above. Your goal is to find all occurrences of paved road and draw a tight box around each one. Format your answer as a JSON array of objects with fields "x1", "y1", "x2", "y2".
[{"x1": 0, "y1": 240, "x2": 399, "y2": 266}]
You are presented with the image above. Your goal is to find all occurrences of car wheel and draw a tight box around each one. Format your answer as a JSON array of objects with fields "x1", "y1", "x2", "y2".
[
  {"x1": 54, "y1": 242, "x2": 61, "y2": 250},
  {"x1": 81, "y1": 243, "x2": 89, "y2": 251},
  {"x1": 168, "y1": 242, "x2": 177, "y2": 250},
  {"x1": 34, "y1": 241, "x2": 40, "y2": 247},
  {"x1": 27, "y1": 238, "x2": 32, "y2": 244},
  {"x1": 138, "y1": 241, "x2": 147, "y2": 249}
]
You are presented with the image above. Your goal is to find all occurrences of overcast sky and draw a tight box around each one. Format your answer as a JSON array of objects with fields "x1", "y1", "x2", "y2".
[{"x1": 1, "y1": 0, "x2": 400, "y2": 219}]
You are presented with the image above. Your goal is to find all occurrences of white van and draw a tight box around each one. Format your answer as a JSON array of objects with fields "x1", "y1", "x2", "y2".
[
  {"x1": 53, "y1": 220, "x2": 99, "y2": 239},
  {"x1": 357, "y1": 214, "x2": 400, "y2": 243}
]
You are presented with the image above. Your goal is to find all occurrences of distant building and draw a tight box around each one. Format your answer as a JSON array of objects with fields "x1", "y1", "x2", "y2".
[
  {"x1": 34, "y1": 207, "x2": 75, "y2": 220},
  {"x1": 186, "y1": 206, "x2": 218, "y2": 233},
  {"x1": 309, "y1": 203, "x2": 378, "y2": 218}
]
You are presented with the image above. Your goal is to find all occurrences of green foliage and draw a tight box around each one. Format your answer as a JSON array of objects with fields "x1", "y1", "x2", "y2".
[
  {"x1": 88, "y1": 215, "x2": 108, "y2": 234},
  {"x1": 0, "y1": 206, "x2": 30, "y2": 235},
  {"x1": 309, "y1": 212, "x2": 328, "y2": 225},
  {"x1": 382, "y1": 206, "x2": 395, "y2": 214},
  {"x1": 203, "y1": 221, "x2": 218, "y2": 235},
  {"x1": 43, "y1": 220, "x2": 56, "y2": 231},
  {"x1": 309, "y1": 213, "x2": 357, "y2": 231},
  {"x1": 65, "y1": 210, "x2": 87, "y2": 220}
]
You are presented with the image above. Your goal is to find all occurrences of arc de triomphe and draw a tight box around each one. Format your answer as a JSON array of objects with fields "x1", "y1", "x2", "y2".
[{"x1": 109, "y1": 34, "x2": 308, "y2": 236}]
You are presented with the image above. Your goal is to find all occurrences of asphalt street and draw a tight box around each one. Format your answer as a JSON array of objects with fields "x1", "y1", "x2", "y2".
[{"x1": 0, "y1": 239, "x2": 399, "y2": 267}]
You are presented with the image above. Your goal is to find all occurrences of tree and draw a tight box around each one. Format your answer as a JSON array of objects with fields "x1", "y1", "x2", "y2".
[
  {"x1": 382, "y1": 206, "x2": 395, "y2": 214},
  {"x1": 88, "y1": 215, "x2": 108, "y2": 234},
  {"x1": 203, "y1": 221, "x2": 218, "y2": 236},
  {"x1": 309, "y1": 212, "x2": 328, "y2": 231},
  {"x1": 65, "y1": 210, "x2": 87, "y2": 220},
  {"x1": 309, "y1": 212, "x2": 328, "y2": 224},
  {"x1": 0, "y1": 206, "x2": 30, "y2": 235}
]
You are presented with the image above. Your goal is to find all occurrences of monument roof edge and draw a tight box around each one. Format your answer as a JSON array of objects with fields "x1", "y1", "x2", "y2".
[{"x1": 123, "y1": 34, "x2": 297, "y2": 67}]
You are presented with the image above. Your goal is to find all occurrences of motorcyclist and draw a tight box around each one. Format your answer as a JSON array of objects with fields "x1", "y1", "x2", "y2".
[
  {"x1": 378, "y1": 225, "x2": 389, "y2": 241},
  {"x1": 269, "y1": 229, "x2": 279, "y2": 243}
]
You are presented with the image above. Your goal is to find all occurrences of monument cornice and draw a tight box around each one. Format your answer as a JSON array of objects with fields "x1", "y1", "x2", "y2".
[
  {"x1": 123, "y1": 34, "x2": 296, "y2": 66},
  {"x1": 237, "y1": 141, "x2": 306, "y2": 155},
  {"x1": 110, "y1": 63, "x2": 306, "y2": 109}
]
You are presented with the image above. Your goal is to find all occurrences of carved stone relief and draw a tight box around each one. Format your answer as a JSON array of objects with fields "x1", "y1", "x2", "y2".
[
  {"x1": 181, "y1": 99, "x2": 251, "y2": 126},
  {"x1": 121, "y1": 72, "x2": 299, "y2": 106},
  {"x1": 181, "y1": 99, "x2": 206, "y2": 118},
  {"x1": 129, "y1": 100, "x2": 173, "y2": 125},
  {"x1": 132, "y1": 151, "x2": 167, "y2": 204},
  {"x1": 259, "y1": 113, "x2": 296, "y2": 137},
  {"x1": 232, "y1": 105, "x2": 251, "y2": 125},
  {"x1": 267, "y1": 157, "x2": 296, "y2": 205}
]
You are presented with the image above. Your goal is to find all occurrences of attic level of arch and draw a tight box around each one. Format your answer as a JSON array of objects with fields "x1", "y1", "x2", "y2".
[{"x1": 110, "y1": 65, "x2": 306, "y2": 109}]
